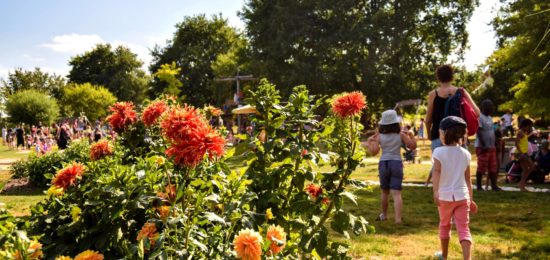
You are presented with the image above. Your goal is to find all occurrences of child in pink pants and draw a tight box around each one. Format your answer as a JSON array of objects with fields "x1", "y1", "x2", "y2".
[{"x1": 432, "y1": 116, "x2": 478, "y2": 260}]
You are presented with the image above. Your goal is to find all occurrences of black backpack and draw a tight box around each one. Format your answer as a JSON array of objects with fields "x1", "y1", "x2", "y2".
[{"x1": 443, "y1": 89, "x2": 462, "y2": 118}]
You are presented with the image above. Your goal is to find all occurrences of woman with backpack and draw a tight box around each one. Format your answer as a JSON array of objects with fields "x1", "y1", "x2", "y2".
[{"x1": 425, "y1": 65, "x2": 480, "y2": 185}]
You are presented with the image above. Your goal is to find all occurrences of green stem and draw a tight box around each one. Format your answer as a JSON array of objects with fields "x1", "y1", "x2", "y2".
[
  {"x1": 309, "y1": 117, "x2": 357, "y2": 237},
  {"x1": 282, "y1": 126, "x2": 304, "y2": 211}
]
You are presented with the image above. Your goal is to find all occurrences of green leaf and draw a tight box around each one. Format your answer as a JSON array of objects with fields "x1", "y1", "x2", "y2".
[
  {"x1": 340, "y1": 191, "x2": 358, "y2": 206},
  {"x1": 203, "y1": 212, "x2": 226, "y2": 225}
]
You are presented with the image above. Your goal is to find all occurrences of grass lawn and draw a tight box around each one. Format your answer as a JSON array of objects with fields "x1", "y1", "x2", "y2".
[
  {"x1": 337, "y1": 185, "x2": 550, "y2": 259},
  {"x1": 0, "y1": 169, "x2": 45, "y2": 216},
  {"x1": 0, "y1": 143, "x2": 30, "y2": 160}
]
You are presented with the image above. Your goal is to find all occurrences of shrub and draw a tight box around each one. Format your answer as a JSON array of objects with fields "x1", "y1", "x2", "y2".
[
  {"x1": 61, "y1": 83, "x2": 117, "y2": 121},
  {"x1": 9, "y1": 140, "x2": 91, "y2": 187},
  {"x1": 5, "y1": 89, "x2": 59, "y2": 126},
  {"x1": 0, "y1": 209, "x2": 41, "y2": 259}
]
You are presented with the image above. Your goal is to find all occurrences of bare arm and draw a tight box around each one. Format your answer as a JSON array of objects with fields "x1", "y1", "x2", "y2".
[
  {"x1": 462, "y1": 89, "x2": 480, "y2": 117},
  {"x1": 366, "y1": 132, "x2": 380, "y2": 155},
  {"x1": 425, "y1": 91, "x2": 436, "y2": 140},
  {"x1": 465, "y1": 167, "x2": 473, "y2": 200},
  {"x1": 432, "y1": 158, "x2": 442, "y2": 205},
  {"x1": 400, "y1": 131, "x2": 417, "y2": 150},
  {"x1": 465, "y1": 166, "x2": 478, "y2": 213}
]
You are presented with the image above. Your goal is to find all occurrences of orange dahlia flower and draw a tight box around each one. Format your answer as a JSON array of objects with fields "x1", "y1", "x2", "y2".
[
  {"x1": 137, "y1": 222, "x2": 159, "y2": 248},
  {"x1": 157, "y1": 184, "x2": 176, "y2": 202},
  {"x1": 142, "y1": 100, "x2": 168, "y2": 126},
  {"x1": 74, "y1": 250, "x2": 104, "y2": 260},
  {"x1": 266, "y1": 225, "x2": 286, "y2": 255},
  {"x1": 90, "y1": 139, "x2": 113, "y2": 161},
  {"x1": 157, "y1": 206, "x2": 170, "y2": 220},
  {"x1": 305, "y1": 183, "x2": 323, "y2": 199},
  {"x1": 55, "y1": 256, "x2": 72, "y2": 260},
  {"x1": 332, "y1": 91, "x2": 366, "y2": 118},
  {"x1": 106, "y1": 102, "x2": 137, "y2": 132},
  {"x1": 233, "y1": 228, "x2": 262, "y2": 260},
  {"x1": 52, "y1": 162, "x2": 85, "y2": 190}
]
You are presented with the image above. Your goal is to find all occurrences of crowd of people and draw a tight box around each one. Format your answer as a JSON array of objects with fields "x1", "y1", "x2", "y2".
[{"x1": 1, "y1": 116, "x2": 112, "y2": 155}]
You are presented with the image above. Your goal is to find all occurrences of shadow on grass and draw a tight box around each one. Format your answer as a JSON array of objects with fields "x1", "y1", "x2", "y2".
[{"x1": 339, "y1": 186, "x2": 550, "y2": 258}]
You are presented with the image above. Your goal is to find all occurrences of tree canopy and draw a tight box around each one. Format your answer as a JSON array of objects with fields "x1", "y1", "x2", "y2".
[
  {"x1": 68, "y1": 44, "x2": 148, "y2": 104},
  {"x1": 241, "y1": 0, "x2": 478, "y2": 118},
  {"x1": 149, "y1": 14, "x2": 245, "y2": 106},
  {"x1": 0, "y1": 68, "x2": 66, "y2": 101},
  {"x1": 5, "y1": 89, "x2": 59, "y2": 126},
  {"x1": 484, "y1": 0, "x2": 550, "y2": 117},
  {"x1": 61, "y1": 83, "x2": 117, "y2": 121}
]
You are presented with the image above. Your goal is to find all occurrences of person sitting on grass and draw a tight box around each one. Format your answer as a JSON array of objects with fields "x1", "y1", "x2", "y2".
[
  {"x1": 516, "y1": 119, "x2": 535, "y2": 191},
  {"x1": 367, "y1": 109, "x2": 416, "y2": 224},
  {"x1": 475, "y1": 99, "x2": 501, "y2": 191},
  {"x1": 432, "y1": 116, "x2": 478, "y2": 260}
]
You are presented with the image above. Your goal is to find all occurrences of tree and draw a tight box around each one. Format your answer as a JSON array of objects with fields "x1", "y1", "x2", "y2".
[
  {"x1": 0, "y1": 67, "x2": 66, "y2": 101},
  {"x1": 241, "y1": 0, "x2": 478, "y2": 119},
  {"x1": 152, "y1": 62, "x2": 182, "y2": 96},
  {"x1": 5, "y1": 89, "x2": 59, "y2": 125},
  {"x1": 61, "y1": 83, "x2": 117, "y2": 121},
  {"x1": 149, "y1": 14, "x2": 245, "y2": 106},
  {"x1": 68, "y1": 44, "x2": 148, "y2": 104},
  {"x1": 485, "y1": 0, "x2": 550, "y2": 117}
]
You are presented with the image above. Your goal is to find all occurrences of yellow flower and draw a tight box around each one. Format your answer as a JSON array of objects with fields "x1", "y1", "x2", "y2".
[
  {"x1": 233, "y1": 228, "x2": 262, "y2": 260},
  {"x1": 55, "y1": 256, "x2": 73, "y2": 260},
  {"x1": 265, "y1": 208, "x2": 273, "y2": 220},
  {"x1": 153, "y1": 155, "x2": 166, "y2": 166},
  {"x1": 47, "y1": 186, "x2": 64, "y2": 197},
  {"x1": 74, "y1": 250, "x2": 104, "y2": 260},
  {"x1": 266, "y1": 225, "x2": 287, "y2": 255},
  {"x1": 71, "y1": 206, "x2": 82, "y2": 222}
]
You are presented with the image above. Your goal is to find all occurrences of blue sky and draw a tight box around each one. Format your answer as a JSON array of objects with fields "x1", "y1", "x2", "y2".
[{"x1": 0, "y1": 0, "x2": 500, "y2": 79}]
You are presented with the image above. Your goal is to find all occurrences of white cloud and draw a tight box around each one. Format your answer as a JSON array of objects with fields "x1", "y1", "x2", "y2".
[
  {"x1": 112, "y1": 40, "x2": 152, "y2": 67},
  {"x1": 22, "y1": 54, "x2": 45, "y2": 62},
  {"x1": 40, "y1": 33, "x2": 105, "y2": 53},
  {"x1": 40, "y1": 33, "x2": 153, "y2": 68}
]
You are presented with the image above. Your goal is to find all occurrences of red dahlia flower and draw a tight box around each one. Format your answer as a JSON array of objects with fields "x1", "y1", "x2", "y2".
[
  {"x1": 165, "y1": 125, "x2": 225, "y2": 167},
  {"x1": 332, "y1": 91, "x2": 366, "y2": 118},
  {"x1": 305, "y1": 183, "x2": 323, "y2": 199},
  {"x1": 161, "y1": 106, "x2": 206, "y2": 143},
  {"x1": 142, "y1": 100, "x2": 168, "y2": 126},
  {"x1": 52, "y1": 162, "x2": 85, "y2": 189},
  {"x1": 90, "y1": 139, "x2": 113, "y2": 161},
  {"x1": 107, "y1": 102, "x2": 137, "y2": 132}
]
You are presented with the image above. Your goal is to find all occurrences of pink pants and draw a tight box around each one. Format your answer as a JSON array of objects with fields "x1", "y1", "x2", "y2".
[{"x1": 438, "y1": 200, "x2": 472, "y2": 243}]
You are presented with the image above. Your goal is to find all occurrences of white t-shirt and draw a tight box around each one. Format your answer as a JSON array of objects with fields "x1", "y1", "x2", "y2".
[{"x1": 432, "y1": 146, "x2": 471, "y2": 201}]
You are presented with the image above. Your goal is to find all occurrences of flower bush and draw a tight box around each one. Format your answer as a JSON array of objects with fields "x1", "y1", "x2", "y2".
[
  {"x1": 21, "y1": 80, "x2": 371, "y2": 258},
  {"x1": 0, "y1": 209, "x2": 41, "y2": 259},
  {"x1": 10, "y1": 140, "x2": 90, "y2": 187}
]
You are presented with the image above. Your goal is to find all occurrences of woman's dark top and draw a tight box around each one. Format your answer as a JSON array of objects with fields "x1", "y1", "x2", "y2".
[
  {"x1": 430, "y1": 90, "x2": 449, "y2": 140},
  {"x1": 16, "y1": 128, "x2": 24, "y2": 145},
  {"x1": 93, "y1": 130, "x2": 102, "y2": 142},
  {"x1": 58, "y1": 127, "x2": 70, "y2": 149}
]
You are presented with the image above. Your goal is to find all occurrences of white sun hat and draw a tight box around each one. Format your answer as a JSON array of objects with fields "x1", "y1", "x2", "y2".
[{"x1": 379, "y1": 109, "x2": 400, "y2": 125}]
